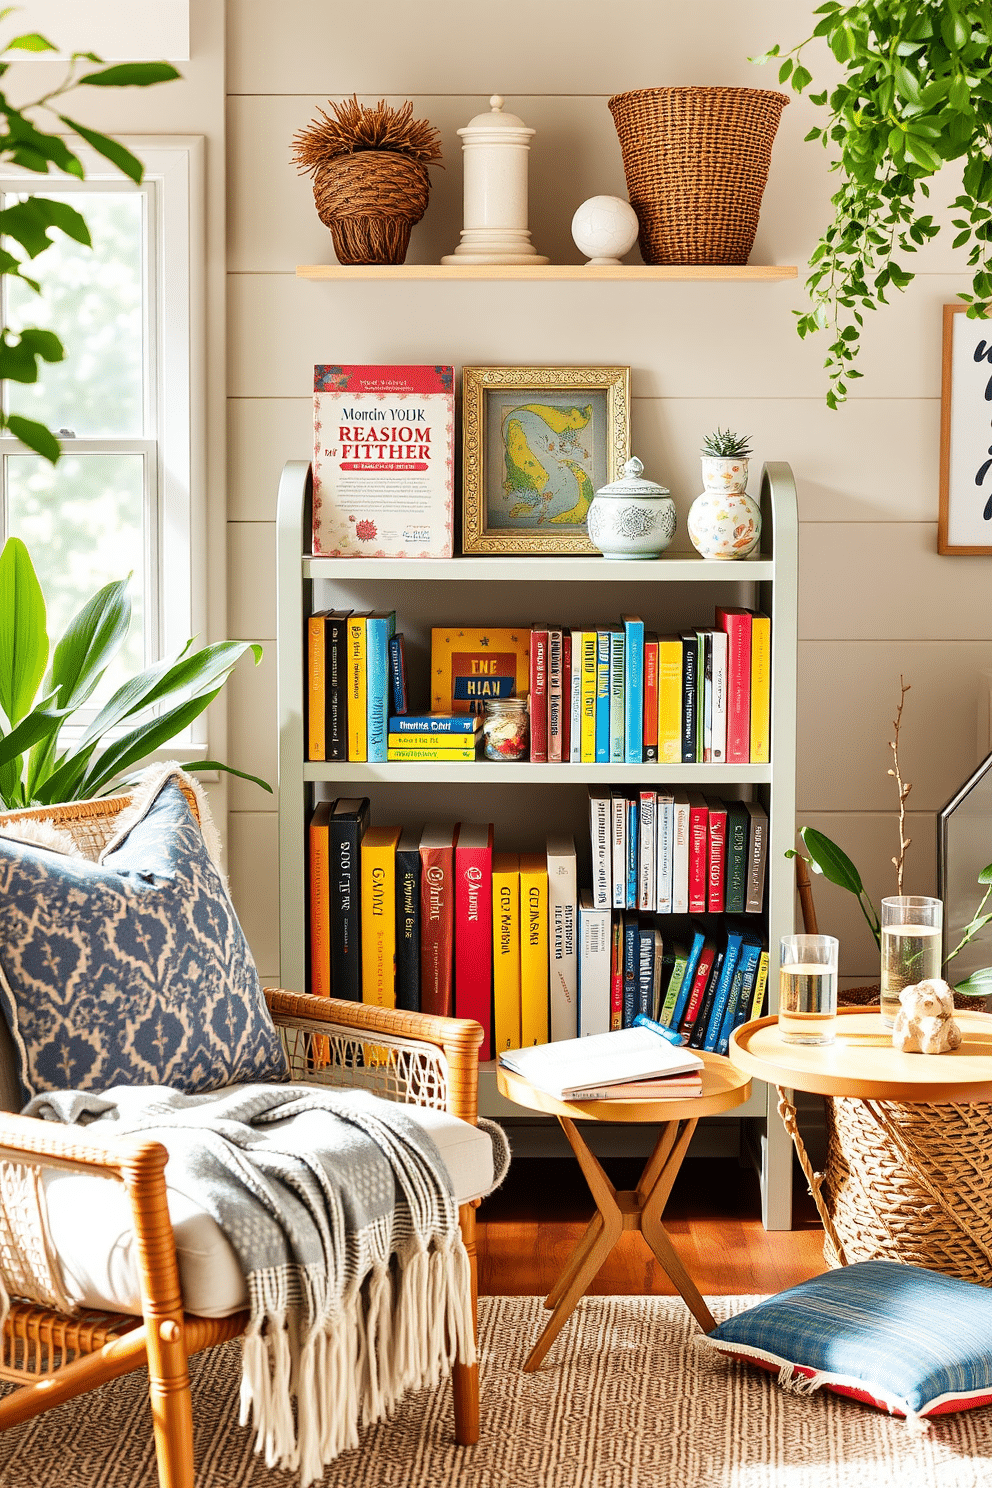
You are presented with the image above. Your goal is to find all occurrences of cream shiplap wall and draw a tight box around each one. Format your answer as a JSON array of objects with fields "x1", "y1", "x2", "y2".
[{"x1": 225, "y1": 0, "x2": 992, "y2": 984}]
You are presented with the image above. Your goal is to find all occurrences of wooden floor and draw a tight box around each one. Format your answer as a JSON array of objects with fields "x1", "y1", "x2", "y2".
[{"x1": 477, "y1": 1155, "x2": 828, "y2": 1297}]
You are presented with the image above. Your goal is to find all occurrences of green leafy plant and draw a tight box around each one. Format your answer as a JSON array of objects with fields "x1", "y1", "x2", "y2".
[
  {"x1": 0, "y1": 537, "x2": 269, "y2": 809},
  {"x1": 0, "y1": 14, "x2": 179, "y2": 460},
  {"x1": 755, "y1": 1, "x2": 992, "y2": 408},
  {"x1": 700, "y1": 428, "x2": 754, "y2": 458}
]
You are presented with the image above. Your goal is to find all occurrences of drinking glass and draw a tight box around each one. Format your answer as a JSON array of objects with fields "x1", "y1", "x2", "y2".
[
  {"x1": 779, "y1": 935, "x2": 839, "y2": 1046},
  {"x1": 880, "y1": 896, "x2": 942, "y2": 1028}
]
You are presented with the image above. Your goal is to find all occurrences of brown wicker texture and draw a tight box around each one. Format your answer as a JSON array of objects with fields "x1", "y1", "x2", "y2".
[
  {"x1": 0, "y1": 785, "x2": 200, "y2": 860},
  {"x1": 607, "y1": 87, "x2": 788, "y2": 265},
  {"x1": 821, "y1": 1096, "x2": 992, "y2": 1283},
  {"x1": 312, "y1": 152, "x2": 430, "y2": 265}
]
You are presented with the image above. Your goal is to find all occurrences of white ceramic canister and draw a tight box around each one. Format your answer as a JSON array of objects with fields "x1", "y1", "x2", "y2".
[
  {"x1": 442, "y1": 96, "x2": 548, "y2": 265},
  {"x1": 586, "y1": 456, "x2": 677, "y2": 560}
]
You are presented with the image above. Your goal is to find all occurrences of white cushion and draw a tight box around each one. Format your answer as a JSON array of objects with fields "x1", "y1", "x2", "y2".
[{"x1": 42, "y1": 1104, "x2": 495, "y2": 1319}]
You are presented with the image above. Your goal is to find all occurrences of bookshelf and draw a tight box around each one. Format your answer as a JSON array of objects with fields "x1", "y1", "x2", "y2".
[
  {"x1": 276, "y1": 458, "x2": 798, "y2": 1229},
  {"x1": 295, "y1": 264, "x2": 798, "y2": 283}
]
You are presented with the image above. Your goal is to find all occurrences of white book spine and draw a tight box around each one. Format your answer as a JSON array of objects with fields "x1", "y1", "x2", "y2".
[
  {"x1": 547, "y1": 835, "x2": 578, "y2": 1041},
  {"x1": 656, "y1": 792, "x2": 674, "y2": 913},
  {"x1": 588, "y1": 791, "x2": 611, "y2": 910},
  {"x1": 672, "y1": 790, "x2": 690, "y2": 915},
  {"x1": 578, "y1": 901, "x2": 611, "y2": 1037},
  {"x1": 638, "y1": 791, "x2": 656, "y2": 912},
  {"x1": 569, "y1": 632, "x2": 583, "y2": 765},
  {"x1": 712, "y1": 631, "x2": 728, "y2": 764},
  {"x1": 611, "y1": 794, "x2": 626, "y2": 910}
]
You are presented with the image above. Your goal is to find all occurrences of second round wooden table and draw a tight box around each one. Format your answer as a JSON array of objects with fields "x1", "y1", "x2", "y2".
[{"x1": 496, "y1": 1053, "x2": 752, "y2": 1371}]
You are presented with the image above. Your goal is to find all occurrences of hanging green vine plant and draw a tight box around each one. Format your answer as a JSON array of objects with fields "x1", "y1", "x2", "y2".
[{"x1": 756, "y1": 1, "x2": 992, "y2": 408}]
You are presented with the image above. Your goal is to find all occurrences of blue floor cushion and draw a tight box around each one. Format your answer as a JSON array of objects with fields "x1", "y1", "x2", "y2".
[
  {"x1": 705, "y1": 1260, "x2": 992, "y2": 1420},
  {"x1": 0, "y1": 778, "x2": 288, "y2": 1101}
]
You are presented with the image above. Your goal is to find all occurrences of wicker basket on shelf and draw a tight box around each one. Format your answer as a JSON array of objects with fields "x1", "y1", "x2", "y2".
[{"x1": 607, "y1": 86, "x2": 788, "y2": 265}]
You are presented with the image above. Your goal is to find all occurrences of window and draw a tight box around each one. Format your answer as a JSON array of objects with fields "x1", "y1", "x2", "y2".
[{"x1": 0, "y1": 137, "x2": 204, "y2": 719}]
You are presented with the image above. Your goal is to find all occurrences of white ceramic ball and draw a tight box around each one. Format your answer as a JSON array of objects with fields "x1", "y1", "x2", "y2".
[{"x1": 571, "y1": 195, "x2": 639, "y2": 265}]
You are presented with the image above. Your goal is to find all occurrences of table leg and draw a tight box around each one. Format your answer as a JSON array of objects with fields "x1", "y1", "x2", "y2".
[{"x1": 543, "y1": 1211, "x2": 604, "y2": 1310}]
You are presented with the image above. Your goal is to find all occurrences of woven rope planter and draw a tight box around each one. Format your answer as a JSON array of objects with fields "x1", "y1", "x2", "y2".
[
  {"x1": 312, "y1": 151, "x2": 430, "y2": 265},
  {"x1": 607, "y1": 86, "x2": 788, "y2": 265}
]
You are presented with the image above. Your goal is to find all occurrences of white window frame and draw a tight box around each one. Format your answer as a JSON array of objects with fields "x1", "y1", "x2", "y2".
[{"x1": 0, "y1": 135, "x2": 207, "y2": 754}]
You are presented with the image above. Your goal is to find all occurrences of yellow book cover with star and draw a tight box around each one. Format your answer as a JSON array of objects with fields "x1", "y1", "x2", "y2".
[{"x1": 431, "y1": 628, "x2": 530, "y2": 715}]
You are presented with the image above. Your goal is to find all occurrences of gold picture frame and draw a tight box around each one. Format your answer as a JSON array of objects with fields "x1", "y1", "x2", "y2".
[{"x1": 461, "y1": 365, "x2": 630, "y2": 555}]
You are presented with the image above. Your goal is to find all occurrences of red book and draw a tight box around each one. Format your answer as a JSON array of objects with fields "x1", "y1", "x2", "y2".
[
  {"x1": 419, "y1": 823, "x2": 455, "y2": 1016},
  {"x1": 717, "y1": 607, "x2": 753, "y2": 765},
  {"x1": 454, "y1": 823, "x2": 494, "y2": 1059},
  {"x1": 610, "y1": 915, "x2": 623, "y2": 1031},
  {"x1": 643, "y1": 634, "x2": 659, "y2": 762},
  {"x1": 529, "y1": 625, "x2": 549, "y2": 762},
  {"x1": 687, "y1": 791, "x2": 709, "y2": 914},
  {"x1": 547, "y1": 628, "x2": 564, "y2": 763},
  {"x1": 705, "y1": 796, "x2": 727, "y2": 913},
  {"x1": 678, "y1": 939, "x2": 716, "y2": 1037},
  {"x1": 561, "y1": 633, "x2": 572, "y2": 761}
]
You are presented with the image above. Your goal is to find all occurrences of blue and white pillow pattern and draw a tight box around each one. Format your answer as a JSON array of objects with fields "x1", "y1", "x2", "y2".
[
  {"x1": 0, "y1": 778, "x2": 288, "y2": 1102},
  {"x1": 706, "y1": 1260, "x2": 992, "y2": 1420}
]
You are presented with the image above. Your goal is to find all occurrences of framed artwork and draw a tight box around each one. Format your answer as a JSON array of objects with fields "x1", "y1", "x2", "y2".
[
  {"x1": 461, "y1": 366, "x2": 630, "y2": 555},
  {"x1": 939, "y1": 303, "x2": 992, "y2": 555}
]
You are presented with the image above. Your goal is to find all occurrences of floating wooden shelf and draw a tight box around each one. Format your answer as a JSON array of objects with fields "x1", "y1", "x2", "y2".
[
  {"x1": 304, "y1": 555, "x2": 774, "y2": 582},
  {"x1": 303, "y1": 761, "x2": 774, "y2": 785},
  {"x1": 295, "y1": 263, "x2": 798, "y2": 283}
]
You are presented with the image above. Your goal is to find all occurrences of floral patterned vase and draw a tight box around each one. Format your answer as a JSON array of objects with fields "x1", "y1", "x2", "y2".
[
  {"x1": 687, "y1": 489, "x2": 762, "y2": 560},
  {"x1": 586, "y1": 455, "x2": 677, "y2": 560},
  {"x1": 700, "y1": 455, "x2": 749, "y2": 493}
]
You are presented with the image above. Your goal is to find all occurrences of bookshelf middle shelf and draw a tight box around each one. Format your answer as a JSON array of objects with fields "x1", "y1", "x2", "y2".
[{"x1": 304, "y1": 762, "x2": 773, "y2": 785}]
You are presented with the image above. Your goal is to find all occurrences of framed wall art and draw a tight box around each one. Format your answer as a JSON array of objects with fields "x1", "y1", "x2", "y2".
[
  {"x1": 939, "y1": 303, "x2": 992, "y2": 555},
  {"x1": 461, "y1": 365, "x2": 630, "y2": 555}
]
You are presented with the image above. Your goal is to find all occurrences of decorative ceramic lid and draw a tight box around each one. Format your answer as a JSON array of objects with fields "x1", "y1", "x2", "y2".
[
  {"x1": 459, "y1": 95, "x2": 535, "y2": 136},
  {"x1": 594, "y1": 456, "x2": 670, "y2": 499}
]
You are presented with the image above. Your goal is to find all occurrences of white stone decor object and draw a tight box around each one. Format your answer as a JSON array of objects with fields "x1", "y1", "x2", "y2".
[
  {"x1": 571, "y1": 195, "x2": 639, "y2": 266},
  {"x1": 586, "y1": 456, "x2": 676, "y2": 560},
  {"x1": 891, "y1": 979, "x2": 963, "y2": 1055},
  {"x1": 442, "y1": 96, "x2": 549, "y2": 265}
]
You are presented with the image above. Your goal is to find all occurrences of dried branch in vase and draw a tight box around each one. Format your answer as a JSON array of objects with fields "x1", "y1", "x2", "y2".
[{"x1": 888, "y1": 676, "x2": 912, "y2": 894}]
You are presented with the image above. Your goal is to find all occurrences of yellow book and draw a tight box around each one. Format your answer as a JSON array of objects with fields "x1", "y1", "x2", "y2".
[
  {"x1": 361, "y1": 825, "x2": 401, "y2": 1007},
  {"x1": 386, "y1": 747, "x2": 479, "y2": 761},
  {"x1": 519, "y1": 852, "x2": 549, "y2": 1046},
  {"x1": 580, "y1": 631, "x2": 597, "y2": 764},
  {"x1": 657, "y1": 635, "x2": 683, "y2": 765},
  {"x1": 750, "y1": 949, "x2": 770, "y2": 1021},
  {"x1": 307, "y1": 614, "x2": 326, "y2": 762},
  {"x1": 492, "y1": 854, "x2": 521, "y2": 1053},
  {"x1": 750, "y1": 612, "x2": 771, "y2": 764},
  {"x1": 430, "y1": 627, "x2": 530, "y2": 715},
  {"x1": 347, "y1": 613, "x2": 369, "y2": 761}
]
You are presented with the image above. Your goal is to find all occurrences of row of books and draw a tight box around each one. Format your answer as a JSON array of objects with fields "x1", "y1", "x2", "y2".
[
  {"x1": 588, "y1": 790, "x2": 767, "y2": 916},
  {"x1": 306, "y1": 609, "x2": 402, "y2": 764}
]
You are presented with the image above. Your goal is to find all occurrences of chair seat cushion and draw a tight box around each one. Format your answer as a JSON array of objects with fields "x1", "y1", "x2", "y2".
[{"x1": 42, "y1": 1104, "x2": 496, "y2": 1319}]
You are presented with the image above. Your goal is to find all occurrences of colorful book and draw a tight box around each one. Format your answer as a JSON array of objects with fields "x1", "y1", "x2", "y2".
[
  {"x1": 307, "y1": 613, "x2": 327, "y2": 762},
  {"x1": 750, "y1": 612, "x2": 771, "y2": 765},
  {"x1": 638, "y1": 790, "x2": 656, "y2": 913},
  {"x1": 580, "y1": 630, "x2": 597, "y2": 763},
  {"x1": 678, "y1": 936, "x2": 717, "y2": 1040},
  {"x1": 745, "y1": 800, "x2": 769, "y2": 914},
  {"x1": 561, "y1": 632, "x2": 572, "y2": 763},
  {"x1": 431, "y1": 627, "x2": 530, "y2": 715},
  {"x1": 610, "y1": 915, "x2": 624, "y2": 1031},
  {"x1": 622, "y1": 613, "x2": 644, "y2": 764},
  {"x1": 651, "y1": 926, "x2": 664, "y2": 1019},
  {"x1": 611, "y1": 791, "x2": 627, "y2": 910},
  {"x1": 329, "y1": 797, "x2": 370, "y2": 1003},
  {"x1": 725, "y1": 801, "x2": 750, "y2": 914},
  {"x1": 672, "y1": 790, "x2": 690, "y2": 915},
  {"x1": 711, "y1": 629, "x2": 728, "y2": 765},
  {"x1": 718, "y1": 936, "x2": 763, "y2": 1054},
  {"x1": 419, "y1": 823, "x2": 456, "y2": 1016},
  {"x1": 689, "y1": 947, "x2": 723, "y2": 1050},
  {"x1": 637, "y1": 923, "x2": 656, "y2": 1021},
  {"x1": 492, "y1": 854, "x2": 521, "y2": 1053},
  {"x1": 361, "y1": 824, "x2": 402, "y2": 1007},
  {"x1": 547, "y1": 833, "x2": 578, "y2": 1042},
  {"x1": 395, "y1": 827, "x2": 421, "y2": 1013},
  {"x1": 622, "y1": 915, "x2": 639, "y2": 1028},
  {"x1": 529, "y1": 624, "x2": 549, "y2": 763},
  {"x1": 609, "y1": 628, "x2": 625, "y2": 764},
  {"x1": 390, "y1": 714, "x2": 483, "y2": 734},
  {"x1": 643, "y1": 633, "x2": 659, "y2": 763},
  {"x1": 700, "y1": 629, "x2": 714, "y2": 763},
  {"x1": 548, "y1": 628, "x2": 564, "y2": 763},
  {"x1": 655, "y1": 791, "x2": 674, "y2": 914},
  {"x1": 588, "y1": 789, "x2": 611, "y2": 910},
  {"x1": 366, "y1": 610, "x2": 396, "y2": 763},
  {"x1": 569, "y1": 1077, "x2": 703, "y2": 1101},
  {"x1": 389, "y1": 633, "x2": 408, "y2": 715},
  {"x1": 717, "y1": 606, "x2": 753, "y2": 764},
  {"x1": 687, "y1": 792, "x2": 709, "y2": 914},
  {"x1": 324, "y1": 610, "x2": 352, "y2": 762},
  {"x1": 455, "y1": 822, "x2": 494, "y2": 1059},
  {"x1": 595, "y1": 630, "x2": 611, "y2": 765},
  {"x1": 625, "y1": 796, "x2": 638, "y2": 910},
  {"x1": 519, "y1": 852, "x2": 549, "y2": 1046},
  {"x1": 388, "y1": 731, "x2": 479, "y2": 747},
  {"x1": 703, "y1": 925, "x2": 746, "y2": 1051},
  {"x1": 658, "y1": 635, "x2": 682, "y2": 765},
  {"x1": 386, "y1": 746, "x2": 480, "y2": 761},
  {"x1": 750, "y1": 949, "x2": 771, "y2": 1021},
  {"x1": 669, "y1": 924, "x2": 707, "y2": 1030},
  {"x1": 659, "y1": 939, "x2": 690, "y2": 1027},
  {"x1": 347, "y1": 612, "x2": 371, "y2": 761},
  {"x1": 308, "y1": 800, "x2": 332, "y2": 998},
  {"x1": 705, "y1": 796, "x2": 727, "y2": 913},
  {"x1": 569, "y1": 630, "x2": 584, "y2": 764},
  {"x1": 578, "y1": 891, "x2": 611, "y2": 1037},
  {"x1": 680, "y1": 630, "x2": 699, "y2": 763}
]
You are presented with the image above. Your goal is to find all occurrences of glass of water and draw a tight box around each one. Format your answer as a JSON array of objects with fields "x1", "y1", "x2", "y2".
[
  {"x1": 880, "y1": 896, "x2": 942, "y2": 1028},
  {"x1": 779, "y1": 935, "x2": 839, "y2": 1046}
]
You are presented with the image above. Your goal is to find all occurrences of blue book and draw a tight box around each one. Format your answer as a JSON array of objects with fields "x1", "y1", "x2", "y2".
[
  {"x1": 703, "y1": 926, "x2": 745, "y2": 1051},
  {"x1": 389, "y1": 634, "x2": 408, "y2": 715},
  {"x1": 637, "y1": 924, "x2": 655, "y2": 1019},
  {"x1": 622, "y1": 614, "x2": 644, "y2": 764},
  {"x1": 622, "y1": 916, "x2": 639, "y2": 1028},
  {"x1": 625, "y1": 797, "x2": 638, "y2": 909},
  {"x1": 595, "y1": 630, "x2": 611, "y2": 764},
  {"x1": 366, "y1": 610, "x2": 396, "y2": 763},
  {"x1": 609, "y1": 629, "x2": 625, "y2": 764},
  {"x1": 389, "y1": 714, "x2": 481, "y2": 734},
  {"x1": 718, "y1": 938, "x2": 763, "y2": 1054},
  {"x1": 669, "y1": 925, "x2": 707, "y2": 1030}
]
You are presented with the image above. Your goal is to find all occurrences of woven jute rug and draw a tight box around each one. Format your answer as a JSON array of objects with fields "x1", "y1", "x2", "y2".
[{"x1": 1, "y1": 1295, "x2": 990, "y2": 1488}]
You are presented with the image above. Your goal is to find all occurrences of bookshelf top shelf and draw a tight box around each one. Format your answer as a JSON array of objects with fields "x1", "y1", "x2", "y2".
[
  {"x1": 304, "y1": 555, "x2": 774, "y2": 582},
  {"x1": 304, "y1": 761, "x2": 773, "y2": 785},
  {"x1": 295, "y1": 263, "x2": 798, "y2": 283}
]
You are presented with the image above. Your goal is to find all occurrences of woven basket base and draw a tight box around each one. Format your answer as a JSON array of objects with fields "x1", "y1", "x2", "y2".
[
  {"x1": 328, "y1": 216, "x2": 414, "y2": 266},
  {"x1": 313, "y1": 151, "x2": 429, "y2": 265}
]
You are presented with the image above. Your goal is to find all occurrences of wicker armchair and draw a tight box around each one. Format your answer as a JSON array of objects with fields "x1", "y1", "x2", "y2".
[{"x1": 0, "y1": 789, "x2": 485, "y2": 1488}]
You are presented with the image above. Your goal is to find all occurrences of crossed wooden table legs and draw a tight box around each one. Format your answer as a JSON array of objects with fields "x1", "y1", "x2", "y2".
[{"x1": 523, "y1": 1113, "x2": 717, "y2": 1372}]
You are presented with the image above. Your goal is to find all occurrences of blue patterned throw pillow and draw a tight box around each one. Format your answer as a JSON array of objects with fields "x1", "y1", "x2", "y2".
[
  {"x1": 706, "y1": 1260, "x2": 992, "y2": 1420},
  {"x1": 0, "y1": 779, "x2": 288, "y2": 1101}
]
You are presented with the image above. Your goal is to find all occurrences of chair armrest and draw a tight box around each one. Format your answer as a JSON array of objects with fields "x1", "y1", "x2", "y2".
[
  {"x1": 264, "y1": 989, "x2": 484, "y2": 1125},
  {"x1": 0, "y1": 1112, "x2": 165, "y2": 1182}
]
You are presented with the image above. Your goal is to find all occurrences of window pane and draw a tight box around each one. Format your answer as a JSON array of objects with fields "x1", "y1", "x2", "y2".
[
  {"x1": 7, "y1": 453, "x2": 145, "y2": 699},
  {"x1": 6, "y1": 192, "x2": 144, "y2": 438}
]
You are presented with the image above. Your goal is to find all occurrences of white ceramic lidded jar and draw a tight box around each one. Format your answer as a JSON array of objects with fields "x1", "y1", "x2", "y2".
[
  {"x1": 442, "y1": 96, "x2": 549, "y2": 265},
  {"x1": 586, "y1": 456, "x2": 677, "y2": 560}
]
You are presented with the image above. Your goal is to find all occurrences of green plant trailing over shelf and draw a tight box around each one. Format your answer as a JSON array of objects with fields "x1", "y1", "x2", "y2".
[
  {"x1": 700, "y1": 428, "x2": 753, "y2": 458},
  {"x1": 0, "y1": 538, "x2": 270, "y2": 810},
  {"x1": 755, "y1": 1, "x2": 992, "y2": 409}
]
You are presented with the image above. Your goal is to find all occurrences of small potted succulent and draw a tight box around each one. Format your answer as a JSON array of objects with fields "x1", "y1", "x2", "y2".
[{"x1": 688, "y1": 429, "x2": 762, "y2": 560}]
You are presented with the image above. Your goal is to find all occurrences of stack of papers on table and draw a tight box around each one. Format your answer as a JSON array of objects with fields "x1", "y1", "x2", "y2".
[{"x1": 499, "y1": 1027, "x2": 704, "y2": 1101}]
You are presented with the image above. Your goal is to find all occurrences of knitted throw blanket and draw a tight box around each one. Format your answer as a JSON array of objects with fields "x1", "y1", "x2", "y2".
[{"x1": 27, "y1": 1083, "x2": 496, "y2": 1485}]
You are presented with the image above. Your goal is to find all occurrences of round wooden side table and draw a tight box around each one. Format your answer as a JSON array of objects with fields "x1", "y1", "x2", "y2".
[
  {"x1": 730, "y1": 1007, "x2": 992, "y2": 1283},
  {"x1": 495, "y1": 1054, "x2": 752, "y2": 1370}
]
